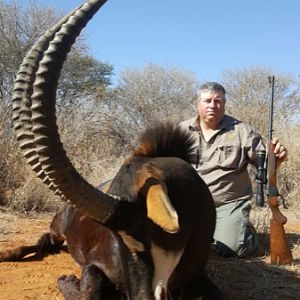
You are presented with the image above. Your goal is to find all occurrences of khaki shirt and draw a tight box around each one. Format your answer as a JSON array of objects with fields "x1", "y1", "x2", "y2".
[{"x1": 180, "y1": 115, "x2": 264, "y2": 206}]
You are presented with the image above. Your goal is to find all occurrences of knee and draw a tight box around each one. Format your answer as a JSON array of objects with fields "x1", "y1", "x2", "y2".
[
  {"x1": 213, "y1": 226, "x2": 260, "y2": 258},
  {"x1": 237, "y1": 224, "x2": 260, "y2": 257},
  {"x1": 212, "y1": 241, "x2": 237, "y2": 258}
]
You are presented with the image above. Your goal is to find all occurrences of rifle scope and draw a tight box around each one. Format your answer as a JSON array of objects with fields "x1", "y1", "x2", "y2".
[{"x1": 255, "y1": 148, "x2": 267, "y2": 207}]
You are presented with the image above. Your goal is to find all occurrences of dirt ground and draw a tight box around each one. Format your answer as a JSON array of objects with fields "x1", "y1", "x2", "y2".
[{"x1": 0, "y1": 207, "x2": 299, "y2": 300}]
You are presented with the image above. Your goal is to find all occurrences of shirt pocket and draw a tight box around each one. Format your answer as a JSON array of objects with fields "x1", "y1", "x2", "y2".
[{"x1": 216, "y1": 145, "x2": 241, "y2": 169}]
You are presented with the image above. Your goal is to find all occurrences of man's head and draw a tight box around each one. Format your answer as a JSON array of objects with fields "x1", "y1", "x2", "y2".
[{"x1": 196, "y1": 82, "x2": 226, "y2": 129}]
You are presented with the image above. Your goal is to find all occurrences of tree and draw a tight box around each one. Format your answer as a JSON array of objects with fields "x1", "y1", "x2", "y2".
[
  {"x1": 0, "y1": 0, "x2": 113, "y2": 209},
  {"x1": 0, "y1": 0, "x2": 113, "y2": 103},
  {"x1": 95, "y1": 63, "x2": 198, "y2": 152},
  {"x1": 222, "y1": 65, "x2": 300, "y2": 137}
]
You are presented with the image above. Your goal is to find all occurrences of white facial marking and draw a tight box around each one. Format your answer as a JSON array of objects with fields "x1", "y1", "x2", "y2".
[{"x1": 154, "y1": 282, "x2": 164, "y2": 299}]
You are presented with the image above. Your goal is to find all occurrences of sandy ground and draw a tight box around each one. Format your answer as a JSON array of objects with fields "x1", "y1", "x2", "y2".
[
  {"x1": 0, "y1": 208, "x2": 299, "y2": 300},
  {"x1": 0, "y1": 212, "x2": 80, "y2": 300}
]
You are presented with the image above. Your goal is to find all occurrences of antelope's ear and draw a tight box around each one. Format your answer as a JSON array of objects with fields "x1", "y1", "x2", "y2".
[{"x1": 146, "y1": 182, "x2": 179, "y2": 233}]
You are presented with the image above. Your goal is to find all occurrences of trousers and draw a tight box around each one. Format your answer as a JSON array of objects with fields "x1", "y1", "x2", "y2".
[{"x1": 213, "y1": 199, "x2": 259, "y2": 257}]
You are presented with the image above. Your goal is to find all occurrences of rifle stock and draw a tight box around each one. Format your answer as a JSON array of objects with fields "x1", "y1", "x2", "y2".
[{"x1": 269, "y1": 196, "x2": 293, "y2": 264}]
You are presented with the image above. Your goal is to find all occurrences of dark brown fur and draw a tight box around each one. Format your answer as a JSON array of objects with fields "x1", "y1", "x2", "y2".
[{"x1": 1, "y1": 124, "x2": 221, "y2": 299}]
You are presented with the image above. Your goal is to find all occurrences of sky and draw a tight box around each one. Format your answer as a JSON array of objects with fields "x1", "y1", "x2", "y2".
[{"x1": 21, "y1": 0, "x2": 300, "y2": 84}]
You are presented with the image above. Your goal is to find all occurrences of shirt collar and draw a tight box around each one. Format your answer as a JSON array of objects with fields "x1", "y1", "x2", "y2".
[
  {"x1": 189, "y1": 115, "x2": 239, "y2": 131},
  {"x1": 217, "y1": 115, "x2": 239, "y2": 130}
]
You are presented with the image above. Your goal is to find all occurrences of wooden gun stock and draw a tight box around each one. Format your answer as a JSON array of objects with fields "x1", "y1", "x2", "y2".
[
  {"x1": 268, "y1": 142, "x2": 293, "y2": 264},
  {"x1": 269, "y1": 196, "x2": 293, "y2": 264}
]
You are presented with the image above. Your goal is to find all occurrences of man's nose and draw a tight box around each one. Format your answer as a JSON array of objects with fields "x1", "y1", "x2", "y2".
[{"x1": 209, "y1": 100, "x2": 217, "y2": 107}]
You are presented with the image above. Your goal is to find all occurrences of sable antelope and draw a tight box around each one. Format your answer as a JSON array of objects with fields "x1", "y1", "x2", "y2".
[{"x1": 1, "y1": 0, "x2": 221, "y2": 299}]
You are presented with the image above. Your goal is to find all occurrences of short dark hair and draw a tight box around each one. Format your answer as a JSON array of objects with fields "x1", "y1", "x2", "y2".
[{"x1": 197, "y1": 82, "x2": 226, "y2": 102}]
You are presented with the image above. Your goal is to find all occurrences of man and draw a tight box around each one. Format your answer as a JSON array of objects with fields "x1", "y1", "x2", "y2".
[{"x1": 180, "y1": 82, "x2": 287, "y2": 257}]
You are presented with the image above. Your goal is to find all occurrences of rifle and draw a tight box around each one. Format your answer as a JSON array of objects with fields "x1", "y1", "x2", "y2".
[{"x1": 255, "y1": 76, "x2": 293, "y2": 264}]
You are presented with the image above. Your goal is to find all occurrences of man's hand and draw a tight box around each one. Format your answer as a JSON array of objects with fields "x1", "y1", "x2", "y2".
[{"x1": 272, "y1": 137, "x2": 287, "y2": 168}]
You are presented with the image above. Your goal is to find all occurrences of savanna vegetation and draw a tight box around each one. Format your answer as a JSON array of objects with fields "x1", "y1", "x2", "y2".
[
  {"x1": 0, "y1": 2, "x2": 299, "y2": 300},
  {"x1": 0, "y1": 0, "x2": 299, "y2": 214}
]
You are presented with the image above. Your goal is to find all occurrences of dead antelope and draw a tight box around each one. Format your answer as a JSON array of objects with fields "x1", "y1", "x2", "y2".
[{"x1": 1, "y1": 0, "x2": 221, "y2": 299}]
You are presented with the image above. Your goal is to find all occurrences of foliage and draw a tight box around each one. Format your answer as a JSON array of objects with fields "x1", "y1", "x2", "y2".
[
  {"x1": 0, "y1": 0, "x2": 113, "y2": 210},
  {"x1": 58, "y1": 53, "x2": 113, "y2": 101},
  {"x1": 223, "y1": 66, "x2": 300, "y2": 135},
  {"x1": 94, "y1": 63, "x2": 198, "y2": 152}
]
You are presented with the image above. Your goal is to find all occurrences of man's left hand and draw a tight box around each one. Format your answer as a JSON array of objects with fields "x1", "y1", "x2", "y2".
[{"x1": 272, "y1": 137, "x2": 287, "y2": 168}]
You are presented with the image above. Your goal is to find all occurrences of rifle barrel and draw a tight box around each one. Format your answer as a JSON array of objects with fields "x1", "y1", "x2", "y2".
[{"x1": 268, "y1": 76, "x2": 275, "y2": 141}]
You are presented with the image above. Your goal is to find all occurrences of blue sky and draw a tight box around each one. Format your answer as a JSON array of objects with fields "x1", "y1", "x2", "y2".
[{"x1": 23, "y1": 0, "x2": 300, "y2": 83}]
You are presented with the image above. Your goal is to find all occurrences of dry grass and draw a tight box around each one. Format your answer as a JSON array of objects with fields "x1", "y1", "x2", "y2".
[
  {"x1": 208, "y1": 254, "x2": 300, "y2": 300},
  {"x1": 207, "y1": 207, "x2": 300, "y2": 300}
]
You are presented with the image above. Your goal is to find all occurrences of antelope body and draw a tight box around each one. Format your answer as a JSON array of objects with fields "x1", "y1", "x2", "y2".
[{"x1": 1, "y1": 0, "x2": 222, "y2": 299}]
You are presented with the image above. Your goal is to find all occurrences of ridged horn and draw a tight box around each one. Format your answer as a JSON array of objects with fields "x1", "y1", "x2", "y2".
[
  {"x1": 12, "y1": 4, "x2": 84, "y2": 194},
  {"x1": 13, "y1": 0, "x2": 132, "y2": 225}
]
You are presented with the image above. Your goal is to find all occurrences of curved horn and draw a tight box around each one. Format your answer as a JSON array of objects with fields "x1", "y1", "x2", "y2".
[
  {"x1": 12, "y1": 4, "x2": 85, "y2": 194},
  {"x1": 13, "y1": 0, "x2": 129, "y2": 225}
]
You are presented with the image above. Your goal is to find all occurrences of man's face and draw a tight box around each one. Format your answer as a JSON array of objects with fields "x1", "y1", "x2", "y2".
[{"x1": 197, "y1": 91, "x2": 225, "y2": 127}]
